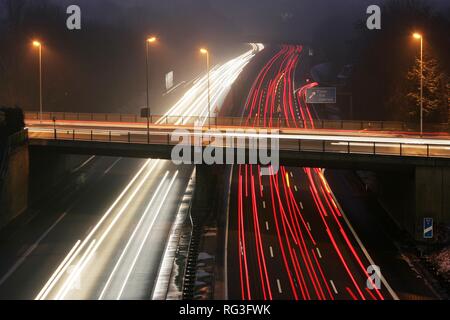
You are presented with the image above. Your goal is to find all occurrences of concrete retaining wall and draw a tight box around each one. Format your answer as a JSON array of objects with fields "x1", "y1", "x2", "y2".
[
  {"x1": 415, "y1": 166, "x2": 450, "y2": 241},
  {"x1": 0, "y1": 143, "x2": 29, "y2": 229}
]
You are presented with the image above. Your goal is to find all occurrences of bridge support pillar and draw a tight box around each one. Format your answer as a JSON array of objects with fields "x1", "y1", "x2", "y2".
[
  {"x1": 191, "y1": 165, "x2": 226, "y2": 225},
  {"x1": 414, "y1": 166, "x2": 450, "y2": 242}
]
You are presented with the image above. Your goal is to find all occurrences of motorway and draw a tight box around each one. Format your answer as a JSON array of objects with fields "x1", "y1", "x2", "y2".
[
  {"x1": 227, "y1": 45, "x2": 399, "y2": 300},
  {"x1": 0, "y1": 44, "x2": 261, "y2": 300}
]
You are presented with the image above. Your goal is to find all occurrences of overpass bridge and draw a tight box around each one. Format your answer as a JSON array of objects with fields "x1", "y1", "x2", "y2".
[
  {"x1": 25, "y1": 112, "x2": 450, "y2": 171},
  {"x1": 24, "y1": 111, "x2": 450, "y2": 241},
  {"x1": 25, "y1": 111, "x2": 450, "y2": 133}
]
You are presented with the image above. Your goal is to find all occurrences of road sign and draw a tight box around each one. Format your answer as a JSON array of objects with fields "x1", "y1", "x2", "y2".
[
  {"x1": 140, "y1": 107, "x2": 150, "y2": 118},
  {"x1": 165, "y1": 71, "x2": 174, "y2": 90},
  {"x1": 423, "y1": 217, "x2": 433, "y2": 239},
  {"x1": 306, "y1": 87, "x2": 336, "y2": 104}
]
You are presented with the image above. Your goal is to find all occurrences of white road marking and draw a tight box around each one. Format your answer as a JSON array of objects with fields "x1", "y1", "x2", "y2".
[
  {"x1": 104, "y1": 158, "x2": 121, "y2": 174},
  {"x1": 72, "y1": 156, "x2": 95, "y2": 172},
  {"x1": 269, "y1": 246, "x2": 274, "y2": 258},
  {"x1": 330, "y1": 280, "x2": 338, "y2": 294},
  {"x1": 265, "y1": 221, "x2": 269, "y2": 231},
  {"x1": 290, "y1": 172, "x2": 293, "y2": 178},
  {"x1": 299, "y1": 202, "x2": 304, "y2": 210},
  {"x1": 99, "y1": 172, "x2": 170, "y2": 299},
  {"x1": 307, "y1": 222, "x2": 311, "y2": 231},
  {"x1": 329, "y1": 188, "x2": 399, "y2": 300},
  {"x1": 262, "y1": 201, "x2": 266, "y2": 209},
  {"x1": 0, "y1": 212, "x2": 68, "y2": 287},
  {"x1": 276, "y1": 279, "x2": 283, "y2": 293},
  {"x1": 316, "y1": 247, "x2": 322, "y2": 259},
  {"x1": 294, "y1": 185, "x2": 298, "y2": 192}
]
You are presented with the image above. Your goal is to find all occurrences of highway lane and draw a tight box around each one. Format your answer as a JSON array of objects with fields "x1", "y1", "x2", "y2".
[
  {"x1": 26, "y1": 121, "x2": 450, "y2": 146},
  {"x1": 24, "y1": 116, "x2": 450, "y2": 140},
  {"x1": 227, "y1": 45, "x2": 397, "y2": 300},
  {"x1": 0, "y1": 157, "x2": 190, "y2": 300},
  {"x1": 0, "y1": 156, "x2": 145, "y2": 299},
  {"x1": 37, "y1": 160, "x2": 193, "y2": 300},
  {"x1": 0, "y1": 44, "x2": 262, "y2": 300}
]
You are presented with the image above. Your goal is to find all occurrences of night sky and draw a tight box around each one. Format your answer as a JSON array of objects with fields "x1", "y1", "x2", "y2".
[
  {"x1": 49, "y1": 0, "x2": 448, "y2": 38},
  {"x1": 1, "y1": 0, "x2": 448, "y2": 114}
]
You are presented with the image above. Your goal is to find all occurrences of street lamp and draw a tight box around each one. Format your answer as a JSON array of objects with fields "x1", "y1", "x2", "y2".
[
  {"x1": 33, "y1": 40, "x2": 43, "y2": 122},
  {"x1": 200, "y1": 48, "x2": 211, "y2": 129},
  {"x1": 146, "y1": 36, "x2": 157, "y2": 143},
  {"x1": 413, "y1": 32, "x2": 424, "y2": 136}
]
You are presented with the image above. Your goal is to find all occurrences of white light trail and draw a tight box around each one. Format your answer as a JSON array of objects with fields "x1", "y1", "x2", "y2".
[
  {"x1": 55, "y1": 160, "x2": 159, "y2": 299},
  {"x1": 36, "y1": 159, "x2": 156, "y2": 300},
  {"x1": 35, "y1": 240, "x2": 81, "y2": 300},
  {"x1": 116, "y1": 171, "x2": 179, "y2": 300},
  {"x1": 98, "y1": 171, "x2": 170, "y2": 299}
]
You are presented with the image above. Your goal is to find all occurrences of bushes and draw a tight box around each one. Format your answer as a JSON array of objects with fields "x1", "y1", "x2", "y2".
[{"x1": 0, "y1": 106, "x2": 25, "y2": 141}]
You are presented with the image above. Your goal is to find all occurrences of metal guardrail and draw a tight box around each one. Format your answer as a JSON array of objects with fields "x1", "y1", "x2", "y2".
[
  {"x1": 24, "y1": 111, "x2": 449, "y2": 133},
  {"x1": 29, "y1": 128, "x2": 450, "y2": 159}
]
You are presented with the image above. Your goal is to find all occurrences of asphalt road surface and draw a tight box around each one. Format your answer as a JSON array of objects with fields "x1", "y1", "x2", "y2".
[{"x1": 227, "y1": 45, "x2": 401, "y2": 300}]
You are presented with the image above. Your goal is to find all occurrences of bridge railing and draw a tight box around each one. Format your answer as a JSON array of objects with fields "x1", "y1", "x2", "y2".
[
  {"x1": 24, "y1": 111, "x2": 449, "y2": 134},
  {"x1": 29, "y1": 128, "x2": 450, "y2": 159}
]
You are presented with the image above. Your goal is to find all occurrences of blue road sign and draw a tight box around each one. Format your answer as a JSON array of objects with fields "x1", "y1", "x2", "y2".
[
  {"x1": 423, "y1": 218, "x2": 433, "y2": 239},
  {"x1": 305, "y1": 87, "x2": 336, "y2": 104}
]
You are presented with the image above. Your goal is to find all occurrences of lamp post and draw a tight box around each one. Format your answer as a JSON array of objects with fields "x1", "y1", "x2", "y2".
[
  {"x1": 33, "y1": 40, "x2": 43, "y2": 122},
  {"x1": 413, "y1": 32, "x2": 424, "y2": 137},
  {"x1": 146, "y1": 36, "x2": 157, "y2": 143},
  {"x1": 200, "y1": 48, "x2": 211, "y2": 129}
]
